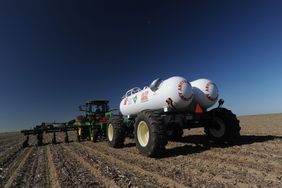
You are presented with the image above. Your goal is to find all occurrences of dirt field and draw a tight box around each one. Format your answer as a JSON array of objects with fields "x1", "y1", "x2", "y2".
[{"x1": 0, "y1": 114, "x2": 281, "y2": 188}]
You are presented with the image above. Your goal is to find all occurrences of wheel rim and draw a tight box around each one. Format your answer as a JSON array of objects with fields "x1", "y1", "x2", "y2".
[
  {"x1": 210, "y1": 117, "x2": 226, "y2": 138},
  {"x1": 108, "y1": 123, "x2": 114, "y2": 141},
  {"x1": 137, "y1": 121, "x2": 149, "y2": 147}
]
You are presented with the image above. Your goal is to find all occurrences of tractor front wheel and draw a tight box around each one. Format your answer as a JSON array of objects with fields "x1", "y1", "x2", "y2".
[
  {"x1": 107, "y1": 116, "x2": 125, "y2": 148},
  {"x1": 134, "y1": 111, "x2": 167, "y2": 157}
]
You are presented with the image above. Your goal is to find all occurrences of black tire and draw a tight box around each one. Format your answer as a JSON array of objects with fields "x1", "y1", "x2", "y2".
[
  {"x1": 107, "y1": 116, "x2": 125, "y2": 148},
  {"x1": 92, "y1": 129, "x2": 98, "y2": 142},
  {"x1": 134, "y1": 111, "x2": 167, "y2": 157},
  {"x1": 205, "y1": 108, "x2": 241, "y2": 144}
]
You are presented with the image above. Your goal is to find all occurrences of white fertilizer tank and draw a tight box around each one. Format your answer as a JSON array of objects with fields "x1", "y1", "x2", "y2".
[
  {"x1": 120, "y1": 76, "x2": 194, "y2": 116},
  {"x1": 120, "y1": 76, "x2": 219, "y2": 116}
]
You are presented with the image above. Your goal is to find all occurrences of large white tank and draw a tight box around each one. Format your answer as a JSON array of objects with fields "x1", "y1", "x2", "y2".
[
  {"x1": 190, "y1": 79, "x2": 219, "y2": 109},
  {"x1": 120, "y1": 76, "x2": 194, "y2": 116}
]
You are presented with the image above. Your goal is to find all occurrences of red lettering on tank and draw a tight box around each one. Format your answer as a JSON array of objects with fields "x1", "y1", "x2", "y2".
[
  {"x1": 141, "y1": 91, "x2": 149, "y2": 103},
  {"x1": 124, "y1": 97, "x2": 128, "y2": 105}
]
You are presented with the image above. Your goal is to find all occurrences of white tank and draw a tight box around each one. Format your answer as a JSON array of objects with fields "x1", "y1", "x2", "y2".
[
  {"x1": 120, "y1": 76, "x2": 194, "y2": 116},
  {"x1": 190, "y1": 79, "x2": 219, "y2": 109}
]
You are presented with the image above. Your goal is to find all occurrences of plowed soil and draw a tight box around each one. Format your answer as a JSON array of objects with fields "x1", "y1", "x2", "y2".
[{"x1": 1, "y1": 114, "x2": 282, "y2": 188}]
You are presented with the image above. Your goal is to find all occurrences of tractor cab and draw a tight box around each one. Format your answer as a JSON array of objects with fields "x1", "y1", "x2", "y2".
[{"x1": 80, "y1": 100, "x2": 109, "y2": 117}]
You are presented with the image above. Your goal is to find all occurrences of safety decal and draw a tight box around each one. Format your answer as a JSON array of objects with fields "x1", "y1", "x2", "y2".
[{"x1": 141, "y1": 91, "x2": 149, "y2": 103}]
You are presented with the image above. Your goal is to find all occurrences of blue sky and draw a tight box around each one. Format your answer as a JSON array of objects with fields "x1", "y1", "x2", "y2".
[{"x1": 0, "y1": 0, "x2": 282, "y2": 132}]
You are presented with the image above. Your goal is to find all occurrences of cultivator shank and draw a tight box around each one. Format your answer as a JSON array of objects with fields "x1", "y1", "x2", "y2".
[{"x1": 21, "y1": 122, "x2": 77, "y2": 147}]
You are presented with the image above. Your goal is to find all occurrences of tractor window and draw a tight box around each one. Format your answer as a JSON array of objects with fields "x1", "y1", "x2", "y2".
[
  {"x1": 91, "y1": 104, "x2": 108, "y2": 113},
  {"x1": 96, "y1": 106, "x2": 102, "y2": 113},
  {"x1": 91, "y1": 105, "x2": 101, "y2": 113}
]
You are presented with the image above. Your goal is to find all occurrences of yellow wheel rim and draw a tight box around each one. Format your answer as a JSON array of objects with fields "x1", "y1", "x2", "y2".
[
  {"x1": 108, "y1": 123, "x2": 114, "y2": 141},
  {"x1": 137, "y1": 121, "x2": 149, "y2": 147},
  {"x1": 78, "y1": 128, "x2": 81, "y2": 136}
]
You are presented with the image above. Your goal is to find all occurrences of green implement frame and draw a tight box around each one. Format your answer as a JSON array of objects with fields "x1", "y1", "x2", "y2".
[{"x1": 21, "y1": 120, "x2": 76, "y2": 147}]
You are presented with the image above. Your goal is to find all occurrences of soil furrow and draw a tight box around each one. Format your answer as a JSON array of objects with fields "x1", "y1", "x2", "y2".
[
  {"x1": 47, "y1": 145, "x2": 60, "y2": 188},
  {"x1": 55, "y1": 135, "x2": 161, "y2": 188},
  {"x1": 0, "y1": 139, "x2": 25, "y2": 155},
  {"x1": 102, "y1": 144, "x2": 248, "y2": 187},
  {"x1": 67, "y1": 142, "x2": 161, "y2": 188},
  {"x1": 182, "y1": 157, "x2": 274, "y2": 187},
  {"x1": 94, "y1": 141, "x2": 229, "y2": 187},
  {"x1": 0, "y1": 144, "x2": 24, "y2": 167},
  {"x1": 10, "y1": 146, "x2": 49, "y2": 188},
  {"x1": 26, "y1": 149, "x2": 39, "y2": 187},
  {"x1": 96, "y1": 141, "x2": 277, "y2": 187},
  {"x1": 217, "y1": 140, "x2": 282, "y2": 157},
  {"x1": 76, "y1": 142, "x2": 188, "y2": 188},
  {"x1": 195, "y1": 150, "x2": 282, "y2": 175},
  {"x1": 50, "y1": 143, "x2": 105, "y2": 188},
  {"x1": 35, "y1": 146, "x2": 50, "y2": 187},
  {"x1": 4, "y1": 146, "x2": 35, "y2": 188},
  {"x1": 60, "y1": 143, "x2": 120, "y2": 188},
  {"x1": 0, "y1": 137, "x2": 36, "y2": 187},
  {"x1": 221, "y1": 146, "x2": 282, "y2": 161},
  {"x1": 158, "y1": 147, "x2": 277, "y2": 188}
]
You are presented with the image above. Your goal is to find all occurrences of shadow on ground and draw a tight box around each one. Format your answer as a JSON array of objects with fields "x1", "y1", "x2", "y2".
[{"x1": 161, "y1": 134, "x2": 282, "y2": 158}]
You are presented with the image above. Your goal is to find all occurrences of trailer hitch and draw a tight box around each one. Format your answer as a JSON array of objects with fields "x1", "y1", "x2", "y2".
[{"x1": 166, "y1": 98, "x2": 177, "y2": 111}]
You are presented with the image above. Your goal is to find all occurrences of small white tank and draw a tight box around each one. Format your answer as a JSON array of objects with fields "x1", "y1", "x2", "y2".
[
  {"x1": 190, "y1": 79, "x2": 219, "y2": 109},
  {"x1": 120, "y1": 76, "x2": 194, "y2": 116}
]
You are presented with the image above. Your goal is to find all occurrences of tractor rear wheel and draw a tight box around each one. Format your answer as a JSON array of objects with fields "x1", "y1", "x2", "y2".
[
  {"x1": 205, "y1": 108, "x2": 241, "y2": 144},
  {"x1": 134, "y1": 111, "x2": 167, "y2": 157},
  {"x1": 107, "y1": 116, "x2": 125, "y2": 148}
]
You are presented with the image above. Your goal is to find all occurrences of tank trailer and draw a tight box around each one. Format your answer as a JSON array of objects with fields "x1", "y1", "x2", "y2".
[{"x1": 106, "y1": 76, "x2": 241, "y2": 157}]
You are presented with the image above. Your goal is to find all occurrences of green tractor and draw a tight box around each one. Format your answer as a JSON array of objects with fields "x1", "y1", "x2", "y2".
[{"x1": 75, "y1": 100, "x2": 111, "y2": 142}]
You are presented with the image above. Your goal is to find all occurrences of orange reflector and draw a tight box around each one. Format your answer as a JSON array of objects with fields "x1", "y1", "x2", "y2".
[{"x1": 195, "y1": 104, "x2": 203, "y2": 113}]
